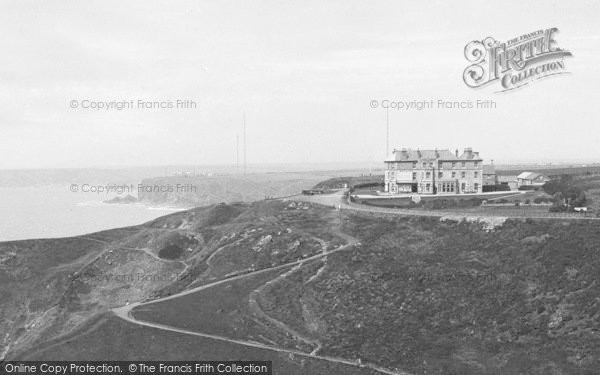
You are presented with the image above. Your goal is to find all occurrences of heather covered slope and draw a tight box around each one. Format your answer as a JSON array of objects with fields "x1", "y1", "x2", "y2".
[
  {"x1": 259, "y1": 214, "x2": 600, "y2": 374},
  {"x1": 4, "y1": 200, "x2": 600, "y2": 374}
]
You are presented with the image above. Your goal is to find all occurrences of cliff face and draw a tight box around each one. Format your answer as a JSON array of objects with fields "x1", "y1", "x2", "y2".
[{"x1": 136, "y1": 174, "x2": 328, "y2": 207}]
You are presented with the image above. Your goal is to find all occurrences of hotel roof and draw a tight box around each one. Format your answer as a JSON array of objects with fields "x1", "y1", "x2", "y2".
[{"x1": 386, "y1": 148, "x2": 483, "y2": 162}]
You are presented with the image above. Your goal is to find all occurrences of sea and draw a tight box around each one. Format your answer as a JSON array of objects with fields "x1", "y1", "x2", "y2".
[{"x1": 0, "y1": 185, "x2": 181, "y2": 242}]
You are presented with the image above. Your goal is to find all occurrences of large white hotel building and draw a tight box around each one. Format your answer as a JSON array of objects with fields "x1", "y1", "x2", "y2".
[{"x1": 384, "y1": 148, "x2": 484, "y2": 195}]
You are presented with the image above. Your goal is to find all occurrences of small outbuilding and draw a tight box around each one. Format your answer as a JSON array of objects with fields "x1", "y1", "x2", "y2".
[{"x1": 517, "y1": 172, "x2": 550, "y2": 187}]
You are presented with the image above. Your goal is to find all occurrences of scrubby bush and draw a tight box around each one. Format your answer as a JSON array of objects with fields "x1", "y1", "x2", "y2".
[
  {"x1": 549, "y1": 205, "x2": 568, "y2": 213},
  {"x1": 483, "y1": 184, "x2": 511, "y2": 192},
  {"x1": 543, "y1": 175, "x2": 591, "y2": 211},
  {"x1": 518, "y1": 185, "x2": 539, "y2": 191}
]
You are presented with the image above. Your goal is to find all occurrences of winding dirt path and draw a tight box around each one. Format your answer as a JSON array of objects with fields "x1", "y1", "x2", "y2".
[
  {"x1": 248, "y1": 263, "x2": 322, "y2": 354},
  {"x1": 110, "y1": 225, "x2": 412, "y2": 375},
  {"x1": 206, "y1": 237, "x2": 245, "y2": 267},
  {"x1": 113, "y1": 309, "x2": 407, "y2": 375},
  {"x1": 245, "y1": 227, "x2": 334, "y2": 356},
  {"x1": 113, "y1": 227, "x2": 356, "y2": 313}
]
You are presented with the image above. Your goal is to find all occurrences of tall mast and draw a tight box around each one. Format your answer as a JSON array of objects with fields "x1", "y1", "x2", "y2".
[
  {"x1": 243, "y1": 113, "x2": 247, "y2": 175},
  {"x1": 386, "y1": 107, "x2": 389, "y2": 157}
]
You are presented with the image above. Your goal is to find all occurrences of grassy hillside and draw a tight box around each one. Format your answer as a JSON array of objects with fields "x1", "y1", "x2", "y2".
[
  {"x1": 5, "y1": 200, "x2": 600, "y2": 374},
  {"x1": 2, "y1": 200, "x2": 343, "y2": 359},
  {"x1": 260, "y1": 213, "x2": 600, "y2": 374}
]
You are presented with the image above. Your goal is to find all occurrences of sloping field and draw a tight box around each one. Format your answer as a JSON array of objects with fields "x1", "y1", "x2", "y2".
[
  {"x1": 19, "y1": 313, "x2": 380, "y2": 375},
  {"x1": 131, "y1": 266, "x2": 304, "y2": 349}
]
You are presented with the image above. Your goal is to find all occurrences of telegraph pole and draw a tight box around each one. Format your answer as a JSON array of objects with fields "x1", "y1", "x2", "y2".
[
  {"x1": 386, "y1": 107, "x2": 389, "y2": 157},
  {"x1": 243, "y1": 113, "x2": 247, "y2": 175}
]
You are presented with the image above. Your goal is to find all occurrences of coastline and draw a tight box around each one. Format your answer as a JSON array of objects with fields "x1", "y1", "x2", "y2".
[{"x1": 0, "y1": 186, "x2": 187, "y2": 242}]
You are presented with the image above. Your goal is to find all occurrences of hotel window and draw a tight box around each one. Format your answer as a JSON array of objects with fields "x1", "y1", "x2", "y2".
[
  {"x1": 438, "y1": 172, "x2": 443, "y2": 178},
  {"x1": 426, "y1": 172, "x2": 431, "y2": 178},
  {"x1": 461, "y1": 171, "x2": 466, "y2": 178},
  {"x1": 452, "y1": 162, "x2": 456, "y2": 168},
  {"x1": 452, "y1": 171, "x2": 456, "y2": 178},
  {"x1": 474, "y1": 162, "x2": 479, "y2": 167},
  {"x1": 461, "y1": 182, "x2": 466, "y2": 191},
  {"x1": 422, "y1": 162, "x2": 426, "y2": 168},
  {"x1": 474, "y1": 183, "x2": 479, "y2": 191},
  {"x1": 429, "y1": 162, "x2": 433, "y2": 168},
  {"x1": 412, "y1": 162, "x2": 417, "y2": 168},
  {"x1": 474, "y1": 172, "x2": 479, "y2": 178},
  {"x1": 412, "y1": 172, "x2": 417, "y2": 180},
  {"x1": 425, "y1": 183, "x2": 430, "y2": 192},
  {"x1": 391, "y1": 163, "x2": 396, "y2": 169},
  {"x1": 461, "y1": 162, "x2": 466, "y2": 168}
]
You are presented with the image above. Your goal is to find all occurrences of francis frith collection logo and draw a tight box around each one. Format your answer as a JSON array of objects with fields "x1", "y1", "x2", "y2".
[{"x1": 463, "y1": 28, "x2": 572, "y2": 92}]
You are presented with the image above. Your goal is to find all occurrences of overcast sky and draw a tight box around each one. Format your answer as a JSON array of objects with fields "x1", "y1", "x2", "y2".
[{"x1": 1, "y1": 0, "x2": 599, "y2": 169}]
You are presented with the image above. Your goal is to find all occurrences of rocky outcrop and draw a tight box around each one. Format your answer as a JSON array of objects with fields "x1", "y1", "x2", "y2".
[{"x1": 104, "y1": 194, "x2": 137, "y2": 204}]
